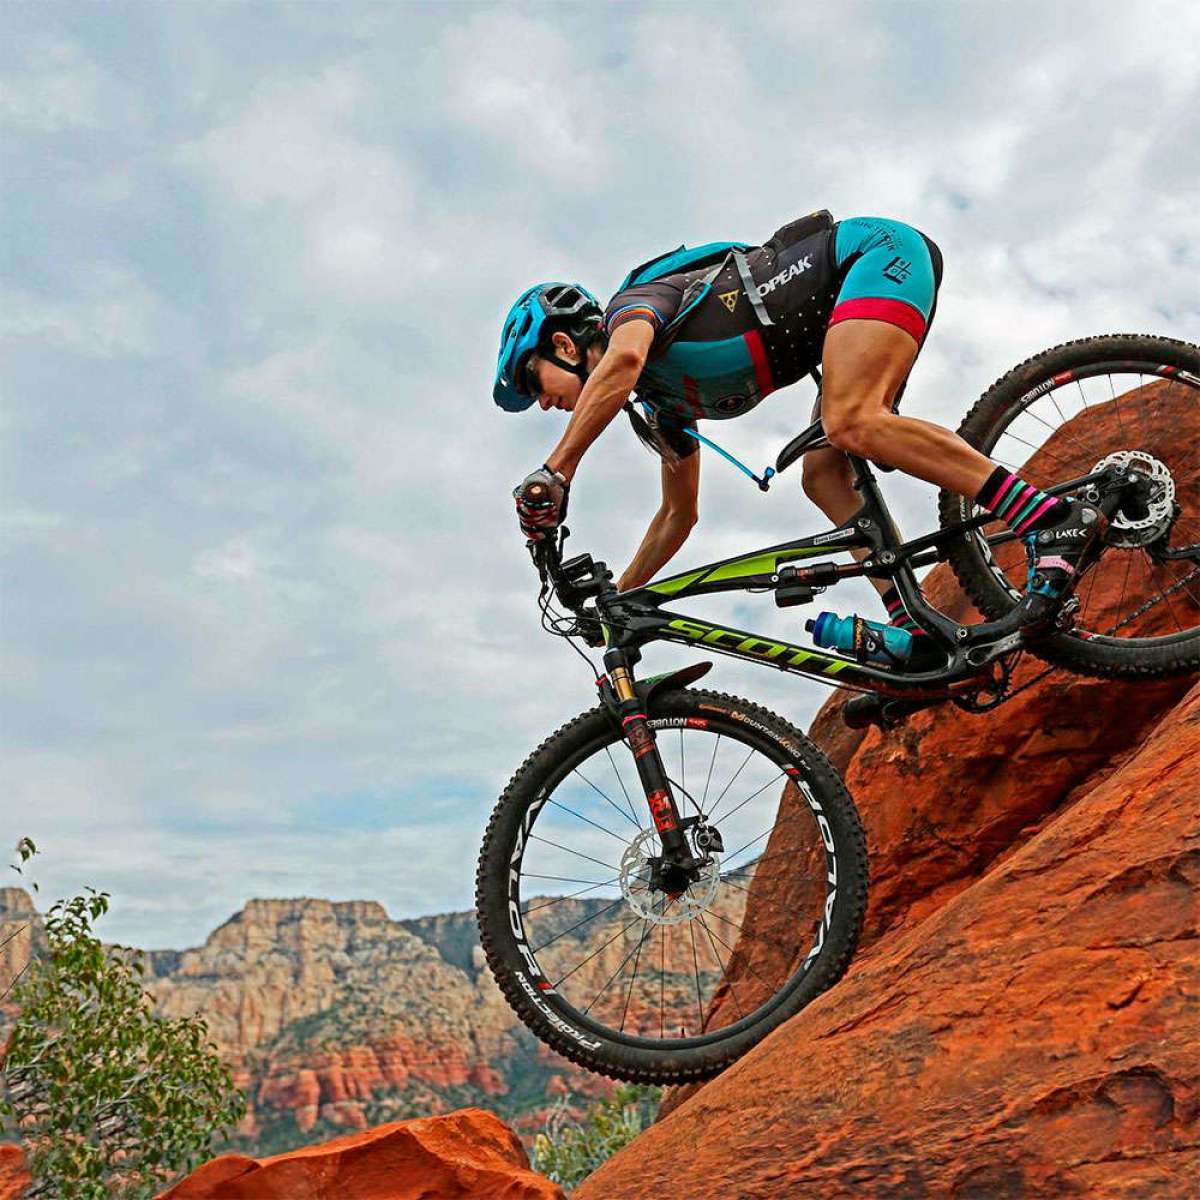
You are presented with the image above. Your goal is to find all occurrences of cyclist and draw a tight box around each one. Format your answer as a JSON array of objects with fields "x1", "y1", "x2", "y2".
[{"x1": 494, "y1": 212, "x2": 1104, "y2": 655}]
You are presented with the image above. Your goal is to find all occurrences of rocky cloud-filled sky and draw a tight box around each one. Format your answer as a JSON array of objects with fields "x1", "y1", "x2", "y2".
[{"x1": 3, "y1": 2, "x2": 1197, "y2": 948}]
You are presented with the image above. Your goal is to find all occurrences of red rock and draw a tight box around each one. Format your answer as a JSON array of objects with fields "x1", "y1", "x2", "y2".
[
  {"x1": 467, "y1": 1061, "x2": 507, "y2": 1094},
  {"x1": 659, "y1": 381, "x2": 1199, "y2": 1118},
  {"x1": 574, "y1": 681, "x2": 1200, "y2": 1198},
  {"x1": 0, "y1": 1145, "x2": 29, "y2": 1200},
  {"x1": 158, "y1": 1108, "x2": 565, "y2": 1200}
]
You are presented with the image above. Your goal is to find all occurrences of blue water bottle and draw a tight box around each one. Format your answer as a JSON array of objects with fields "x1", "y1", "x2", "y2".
[{"x1": 806, "y1": 612, "x2": 913, "y2": 666}]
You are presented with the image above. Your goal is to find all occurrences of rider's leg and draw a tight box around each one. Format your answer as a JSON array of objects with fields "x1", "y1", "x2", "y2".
[
  {"x1": 826, "y1": 219, "x2": 1080, "y2": 534},
  {"x1": 821, "y1": 319, "x2": 1101, "y2": 621},
  {"x1": 802, "y1": 368, "x2": 940, "y2": 657},
  {"x1": 821, "y1": 320, "x2": 994, "y2": 496}
]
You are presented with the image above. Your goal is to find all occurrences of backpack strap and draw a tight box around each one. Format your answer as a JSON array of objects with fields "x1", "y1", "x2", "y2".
[{"x1": 731, "y1": 249, "x2": 773, "y2": 327}]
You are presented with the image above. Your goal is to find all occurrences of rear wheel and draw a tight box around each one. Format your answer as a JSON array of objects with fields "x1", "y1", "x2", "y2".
[
  {"x1": 475, "y1": 687, "x2": 868, "y2": 1084},
  {"x1": 938, "y1": 334, "x2": 1200, "y2": 678}
]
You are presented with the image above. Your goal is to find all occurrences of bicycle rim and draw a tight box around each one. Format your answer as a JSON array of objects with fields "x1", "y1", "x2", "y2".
[
  {"x1": 967, "y1": 358, "x2": 1200, "y2": 647},
  {"x1": 506, "y1": 711, "x2": 837, "y2": 1051}
]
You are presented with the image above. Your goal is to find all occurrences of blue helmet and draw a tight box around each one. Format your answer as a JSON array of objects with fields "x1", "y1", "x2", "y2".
[{"x1": 493, "y1": 282, "x2": 603, "y2": 412}]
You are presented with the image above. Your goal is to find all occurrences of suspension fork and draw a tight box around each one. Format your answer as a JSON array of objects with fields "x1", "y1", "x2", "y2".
[{"x1": 601, "y1": 647, "x2": 691, "y2": 861}]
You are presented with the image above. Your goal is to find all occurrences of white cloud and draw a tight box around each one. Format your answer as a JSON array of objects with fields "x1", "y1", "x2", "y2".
[
  {"x1": 0, "y1": 36, "x2": 143, "y2": 132},
  {"x1": 3, "y1": 1, "x2": 1199, "y2": 950}
]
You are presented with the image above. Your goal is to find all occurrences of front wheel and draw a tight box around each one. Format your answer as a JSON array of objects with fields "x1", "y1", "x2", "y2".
[
  {"x1": 475, "y1": 687, "x2": 868, "y2": 1084},
  {"x1": 938, "y1": 333, "x2": 1200, "y2": 679}
]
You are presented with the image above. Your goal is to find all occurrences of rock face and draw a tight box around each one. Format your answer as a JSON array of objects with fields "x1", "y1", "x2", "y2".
[
  {"x1": 0, "y1": 888, "x2": 40, "y2": 1013},
  {"x1": 0, "y1": 889, "x2": 623, "y2": 1155},
  {"x1": 656, "y1": 376, "x2": 1200, "y2": 1116},
  {"x1": 576, "y1": 679, "x2": 1200, "y2": 1198},
  {"x1": 148, "y1": 897, "x2": 568, "y2": 1149},
  {"x1": 157, "y1": 1107, "x2": 564, "y2": 1200},
  {"x1": 575, "y1": 383, "x2": 1200, "y2": 1196},
  {"x1": 0, "y1": 1145, "x2": 30, "y2": 1200}
]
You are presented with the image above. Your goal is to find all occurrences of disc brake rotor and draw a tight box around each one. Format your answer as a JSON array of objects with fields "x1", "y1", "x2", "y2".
[
  {"x1": 619, "y1": 828, "x2": 720, "y2": 925},
  {"x1": 1092, "y1": 449, "x2": 1177, "y2": 547}
]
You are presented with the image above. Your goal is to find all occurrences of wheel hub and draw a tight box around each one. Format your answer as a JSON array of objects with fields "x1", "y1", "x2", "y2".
[
  {"x1": 1092, "y1": 450, "x2": 1177, "y2": 548},
  {"x1": 619, "y1": 828, "x2": 721, "y2": 925}
]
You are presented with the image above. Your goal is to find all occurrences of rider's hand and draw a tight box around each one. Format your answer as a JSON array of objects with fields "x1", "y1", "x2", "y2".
[{"x1": 514, "y1": 466, "x2": 569, "y2": 542}]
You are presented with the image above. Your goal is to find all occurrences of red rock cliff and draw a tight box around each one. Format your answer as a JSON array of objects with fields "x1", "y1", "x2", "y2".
[{"x1": 575, "y1": 384, "x2": 1200, "y2": 1197}]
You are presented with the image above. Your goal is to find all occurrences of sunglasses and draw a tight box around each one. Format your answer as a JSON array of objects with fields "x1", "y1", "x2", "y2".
[{"x1": 523, "y1": 356, "x2": 543, "y2": 399}]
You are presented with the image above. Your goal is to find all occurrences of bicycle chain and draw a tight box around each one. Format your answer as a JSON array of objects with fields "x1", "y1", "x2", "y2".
[{"x1": 994, "y1": 563, "x2": 1200, "y2": 706}]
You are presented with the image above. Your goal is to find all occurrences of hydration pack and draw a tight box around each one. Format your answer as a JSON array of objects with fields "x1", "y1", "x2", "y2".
[{"x1": 617, "y1": 241, "x2": 752, "y2": 292}]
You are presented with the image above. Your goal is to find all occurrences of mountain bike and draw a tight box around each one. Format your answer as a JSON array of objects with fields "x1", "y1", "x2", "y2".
[{"x1": 476, "y1": 334, "x2": 1200, "y2": 1085}]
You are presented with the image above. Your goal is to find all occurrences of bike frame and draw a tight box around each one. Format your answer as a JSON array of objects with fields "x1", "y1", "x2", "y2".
[
  {"x1": 541, "y1": 452, "x2": 1134, "y2": 866},
  {"x1": 595, "y1": 454, "x2": 1118, "y2": 696}
]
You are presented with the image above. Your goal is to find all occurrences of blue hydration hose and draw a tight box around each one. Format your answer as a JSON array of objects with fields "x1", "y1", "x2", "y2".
[{"x1": 682, "y1": 427, "x2": 776, "y2": 492}]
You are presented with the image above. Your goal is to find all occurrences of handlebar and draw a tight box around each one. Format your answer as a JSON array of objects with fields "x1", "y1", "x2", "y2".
[{"x1": 528, "y1": 528, "x2": 615, "y2": 613}]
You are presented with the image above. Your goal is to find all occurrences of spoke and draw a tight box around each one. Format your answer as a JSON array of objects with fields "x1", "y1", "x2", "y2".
[
  {"x1": 524, "y1": 877, "x2": 622, "y2": 914},
  {"x1": 696, "y1": 914, "x2": 744, "y2": 1020},
  {"x1": 0, "y1": 957, "x2": 33, "y2": 1004},
  {"x1": 679, "y1": 728, "x2": 685, "y2": 804},
  {"x1": 660, "y1": 919, "x2": 666, "y2": 1040},
  {"x1": 997, "y1": 428, "x2": 1074, "y2": 469},
  {"x1": 1046, "y1": 385, "x2": 1072, "y2": 431},
  {"x1": 1138, "y1": 553, "x2": 1186, "y2": 635},
  {"x1": 1159, "y1": 559, "x2": 1200, "y2": 612},
  {"x1": 0, "y1": 924, "x2": 30, "y2": 954},
  {"x1": 705, "y1": 906, "x2": 796, "y2": 990},
  {"x1": 583, "y1": 915, "x2": 654, "y2": 1018},
  {"x1": 552, "y1": 911, "x2": 644, "y2": 988},
  {"x1": 532, "y1": 894, "x2": 627, "y2": 954},
  {"x1": 722, "y1": 823, "x2": 780, "y2": 869},
  {"x1": 546, "y1": 797, "x2": 630, "y2": 845},
  {"x1": 618, "y1": 906, "x2": 655, "y2": 1031},
  {"x1": 708, "y1": 770, "x2": 785, "y2": 829},
  {"x1": 601, "y1": 748, "x2": 642, "y2": 828},
  {"x1": 577, "y1": 765, "x2": 641, "y2": 830},
  {"x1": 1020, "y1": 401, "x2": 1092, "y2": 457},
  {"x1": 1077, "y1": 553, "x2": 1102, "y2": 623},
  {"x1": 706, "y1": 747, "x2": 756, "y2": 823},
  {"x1": 1114, "y1": 548, "x2": 1136, "y2": 632},
  {"x1": 1133, "y1": 374, "x2": 1154, "y2": 448},
  {"x1": 688, "y1": 919, "x2": 706, "y2": 1034},
  {"x1": 702, "y1": 733, "x2": 721, "y2": 809},
  {"x1": 528, "y1": 833, "x2": 619, "y2": 875},
  {"x1": 524, "y1": 872, "x2": 614, "y2": 886}
]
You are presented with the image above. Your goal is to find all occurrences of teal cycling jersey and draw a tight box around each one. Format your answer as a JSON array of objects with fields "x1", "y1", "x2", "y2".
[{"x1": 604, "y1": 214, "x2": 943, "y2": 455}]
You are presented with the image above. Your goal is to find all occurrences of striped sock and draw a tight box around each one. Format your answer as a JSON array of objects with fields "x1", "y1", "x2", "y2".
[
  {"x1": 975, "y1": 466, "x2": 1069, "y2": 537},
  {"x1": 880, "y1": 585, "x2": 926, "y2": 637}
]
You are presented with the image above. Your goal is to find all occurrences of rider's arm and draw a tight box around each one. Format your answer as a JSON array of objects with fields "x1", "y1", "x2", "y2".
[
  {"x1": 545, "y1": 321, "x2": 655, "y2": 481},
  {"x1": 617, "y1": 450, "x2": 701, "y2": 592}
]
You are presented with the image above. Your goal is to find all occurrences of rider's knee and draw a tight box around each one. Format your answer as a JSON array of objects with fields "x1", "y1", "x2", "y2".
[{"x1": 822, "y1": 409, "x2": 883, "y2": 457}]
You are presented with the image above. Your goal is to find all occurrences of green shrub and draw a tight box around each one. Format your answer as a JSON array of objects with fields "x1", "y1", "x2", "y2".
[
  {"x1": 0, "y1": 838, "x2": 246, "y2": 1199},
  {"x1": 531, "y1": 1083, "x2": 660, "y2": 1192}
]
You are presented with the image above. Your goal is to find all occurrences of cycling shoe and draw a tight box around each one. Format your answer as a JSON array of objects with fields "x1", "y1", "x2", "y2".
[{"x1": 1014, "y1": 498, "x2": 1106, "y2": 632}]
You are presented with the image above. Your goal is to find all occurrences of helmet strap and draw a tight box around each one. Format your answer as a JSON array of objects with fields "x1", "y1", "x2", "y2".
[{"x1": 543, "y1": 323, "x2": 602, "y2": 385}]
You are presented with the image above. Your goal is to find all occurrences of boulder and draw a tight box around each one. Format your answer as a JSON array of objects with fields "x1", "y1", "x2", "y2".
[
  {"x1": 157, "y1": 1107, "x2": 564, "y2": 1200},
  {"x1": 0, "y1": 1145, "x2": 29, "y2": 1200}
]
